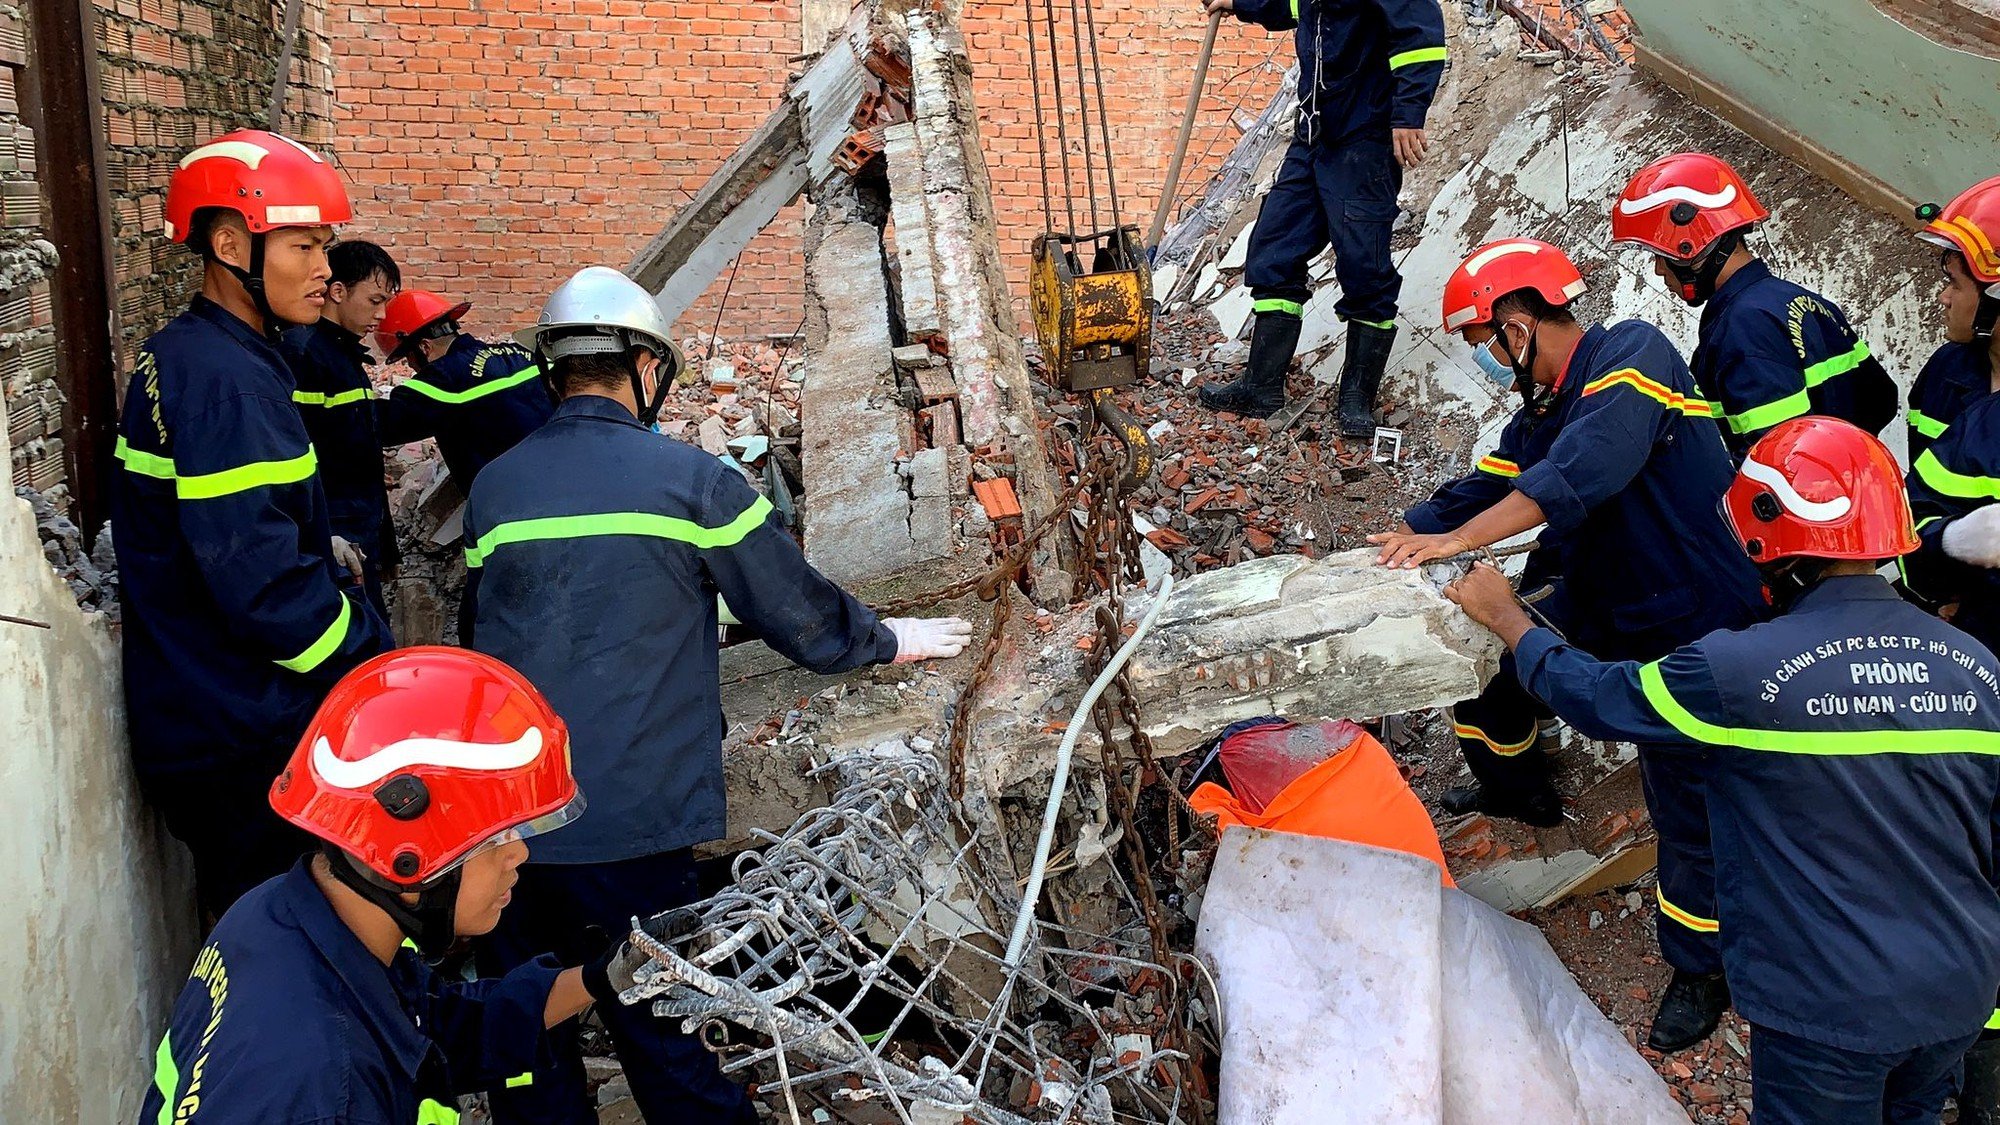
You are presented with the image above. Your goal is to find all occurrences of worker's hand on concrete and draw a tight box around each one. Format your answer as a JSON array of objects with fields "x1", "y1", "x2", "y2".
[
  {"x1": 1944, "y1": 505, "x2": 2000, "y2": 567},
  {"x1": 1393, "y1": 127, "x2": 1430, "y2": 168},
  {"x1": 1203, "y1": 0, "x2": 1234, "y2": 12},
  {"x1": 329, "y1": 535, "x2": 367, "y2": 582},
  {"x1": 886, "y1": 616, "x2": 975, "y2": 663},
  {"x1": 1367, "y1": 528, "x2": 1466, "y2": 569},
  {"x1": 1444, "y1": 563, "x2": 1535, "y2": 642}
]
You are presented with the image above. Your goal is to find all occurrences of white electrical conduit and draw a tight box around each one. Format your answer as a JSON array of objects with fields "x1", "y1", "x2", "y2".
[{"x1": 1002, "y1": 572, "x2": 1176, "y2": 968}]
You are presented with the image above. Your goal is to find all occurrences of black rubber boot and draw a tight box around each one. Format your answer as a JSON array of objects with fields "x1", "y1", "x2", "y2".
[
  {"x1": 1960, "y1": 1034, "x2": 2000, "y2": 1125},
  {"x1": 1439, "y1": 783, "x2": 1565, "y2": 828},
  {"x1": 1198, "y1": 311, "x2": 1302, "y2": 419},
  {"x1": 1336, "y1": 320, "x2": 1398, "y2": 438},
  {"x1": 1646, "y1": 969, "x2": 1730, "y2": 1053}
]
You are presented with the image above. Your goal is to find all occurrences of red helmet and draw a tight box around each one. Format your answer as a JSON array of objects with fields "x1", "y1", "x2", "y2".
[
  {"x1": 376, "y1": 288, "x2": 470, "y2": 361},
  {"x1": 165, "y1": 129, "x2": 352, "y2": 247},
  {"x1": 270, "y1": 647, "x2": 581, "y2": 888},
  {"x1": 1441, "y1": 238, "x2": 1588, "y2": 333},
  {"x1": 1610, "y1": 152, "x2": 1767, "y2": 264},
  {"x1": 1724, "y1": 417, "x2": 1918, "y2": 564},
  {"x1": 1918, "y1": 175, "x2": 2000, "y2": 286}
]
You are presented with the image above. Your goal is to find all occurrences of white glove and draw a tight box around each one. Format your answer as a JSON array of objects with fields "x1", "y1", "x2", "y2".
[
  {"x1": 1944, "y1": 505, "x2": 2000, "y2": 567},
  {"x1": 329, "y1": 535, "x2": 367, "y2": 581},
  {"x1": 885, "y1": 616, "x2": 974, "y2": 663}
]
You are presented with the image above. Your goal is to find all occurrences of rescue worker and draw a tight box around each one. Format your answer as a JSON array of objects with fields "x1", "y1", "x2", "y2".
[
  {"x1": 280, "y1": 239, "x2": 401, "y2": 622},
  {"x1": 464, "y1": 266, "x2": 975, "y2": 1124},
  {"x1": 1368, "y1": 237, "x2": 1766, "y2": 1051},
  {"x1": 1446, "y1": 416, "x2": 2000, "y2": 1125},
  {"x1": 1195, "y1": 0, "x2": 1447, "y2": 433},
  {"x1": 1397, "y1": 389, "x2": 1567, "y2": 826},
  {"x1": 139, "y1": 647, "x2": 671, "y2": 1124},
  {"x1": 115, "y1": 129, "x2": 393, "y2": 916},
  {"x1": 374, "y1": 287, "x2": 555, "y2": 490},
  {"x1": 1898, "y1": 174, "x2": 2000, "y2": 1122},
  {"x1": 1610, "y1": 152, "x2": 1896, "y2": 456},
  {"x1": 1903, "y1": 177, "x2": 2000, "y2": 652}
]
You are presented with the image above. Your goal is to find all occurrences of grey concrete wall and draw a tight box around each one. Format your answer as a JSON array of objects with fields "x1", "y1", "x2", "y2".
[
  {"x1": 0, "y1": 427, "x2": 196, "y2": 1115},
  {"x1": 1625, "y1": 0, "x2": 2000, "y2": 209}
]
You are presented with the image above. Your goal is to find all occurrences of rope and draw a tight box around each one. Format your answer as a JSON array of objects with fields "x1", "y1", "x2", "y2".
[{"x1": 1023, "y1": 0, "x2": 1057, "y2": 234}]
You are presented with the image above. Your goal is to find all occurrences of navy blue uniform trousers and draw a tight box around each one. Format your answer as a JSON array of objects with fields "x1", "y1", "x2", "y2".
[
  {"x1": 1244, "y1": 138, "x2": 1402, "y2": 324},
  {"x1": 1750, "y1": 1024, "x2": 1975, "y2": 1125},
  {"x1": 478, "y1": 849, "x2": 755, "y2": 1124}
]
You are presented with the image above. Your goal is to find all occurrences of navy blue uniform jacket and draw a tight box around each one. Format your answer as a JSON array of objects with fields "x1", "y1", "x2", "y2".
[
  {"x1": 138, "y1": 860, "x2": 563, "y2": 1124},
  {"x1": 114, "y1": 297, "x2": 392, "y2": 780},
  {"x1": 1905, "y1": 388, "x2": 2000, "y2": 653},
  {"x1": 281, "y1": 318, "x2": 397, "y2": 565},
  {"x1": 381, "y1": 335, "x2": 555, "y2": 489},
  {"x1": 464, "y1": 395, "x2": 898, "y2": 863},
  {"x1": 1230, "y1": 0, "x2": 1447, "y2": 147},
  {"x1": 1505, "y1": 321, "x2": 1764, "y2": 658},
  {"x1": 1907, "y1": 340, "x2": 1990, "y2": 462},
  {"x1": 1515, "y1": 576, "x2": 2000, "y2": 1052},
  {"x1": 1691, "y1": 260, "x2": 1895, "y2": 455}
]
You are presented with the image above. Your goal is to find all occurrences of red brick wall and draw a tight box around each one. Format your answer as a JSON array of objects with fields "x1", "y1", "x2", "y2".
[{"x1": 329, "y1": 1, "x2": 1287, "y2": 340}]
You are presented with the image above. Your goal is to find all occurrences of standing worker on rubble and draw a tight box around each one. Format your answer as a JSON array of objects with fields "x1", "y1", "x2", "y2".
[
  {"x1": 280, "y1": 240, "x2": 402, "y2": 623},
  {"x1": 1446, "y1": 417, "x2": 2000, "y2": 1125},
  {"x1": 1611, "y1": 152, "x2": 1896, "y2": 457},
  {"x1": 1894, "y1": 174, "x2": 2000, "y2": 1122},
  {"x1": 1368, "y1": 237, "x2": 1767, "y2": 1053},
  {"x1": 114, "y1": 129, "x2": 393, "y2": 917},
  {"x1": 140, "y1": 647, "x2": 670, "y2": 1125},
  {"x1": 1193, "y1": 0, "x2": 1448, "y2": 434},
  {"x1": 463, "y1": 265, "x2": 975, "y2": 1124}
]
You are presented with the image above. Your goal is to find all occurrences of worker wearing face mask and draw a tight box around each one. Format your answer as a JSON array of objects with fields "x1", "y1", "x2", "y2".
[{"x1": 1370, "y1": 237, "x2": 1766, "y2": 1054}]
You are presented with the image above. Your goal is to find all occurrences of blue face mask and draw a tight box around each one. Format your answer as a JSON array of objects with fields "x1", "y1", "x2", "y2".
[{"x1": 1471, "y1": 337, "x2": 1517, "y2": 387}]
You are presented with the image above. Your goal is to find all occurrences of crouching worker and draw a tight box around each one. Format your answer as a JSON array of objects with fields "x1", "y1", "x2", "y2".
[
  {"x1": 1446, "y1": 417, "x2": 2000, "y2": 1125},
  {"x1": 140, "y1": 647, "x2": 663, "y2": 1124}
]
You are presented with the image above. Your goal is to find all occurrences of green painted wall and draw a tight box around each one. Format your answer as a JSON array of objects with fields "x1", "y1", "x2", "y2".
[{"x1": 1625, "y1": 0, "x2": 2000, "y2": 208}]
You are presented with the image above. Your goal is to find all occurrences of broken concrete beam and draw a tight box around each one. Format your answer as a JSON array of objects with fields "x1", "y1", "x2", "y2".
[
  {"x1": 967, "y1": 549, "x2": 1503, "y2": 793},
  {"x1": 883, "y1": 120, "x2": 942, "y2": 342},
  {"x1": 628, "y1": 4, "x2": 881, "y2": 326},
  {"x1": 900, "y1": 12, "x2": 1065, "y2": 547},
  {"x1": 798, "y1": 196, "x2": 922, "y2": 584}
]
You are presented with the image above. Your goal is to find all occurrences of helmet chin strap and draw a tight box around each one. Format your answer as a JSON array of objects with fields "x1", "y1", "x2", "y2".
[
  {"x1": 1667, "y1": 231, "x2": 1743, "y2": 307},
  {"x1": 216, "y1": 231, "x2": 280, "y2": 336},
  {"x1": 325, "y1": 846, "x2": 462, "y2": 957},
  {"x1": 1759, "y1": 556, "x2": 1830, "y2": 611}
]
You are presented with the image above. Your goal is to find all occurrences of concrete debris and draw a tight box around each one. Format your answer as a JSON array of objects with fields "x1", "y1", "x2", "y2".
[{"x1": 16, "y1": 486, "x2": 116, "y2": 617}]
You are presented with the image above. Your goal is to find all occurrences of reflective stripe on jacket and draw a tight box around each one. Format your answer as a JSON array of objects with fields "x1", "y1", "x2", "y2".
[
  {"x1": 1513, "y1": 576, "x2": 2000, "y2": 1053},
  {"x1": 1690, "y1": 261, "x2": 1896, "y2": 454},
  {"x1": 114, "y1": 296, "x2": 390, "y2": 779},
  {"x1": 463, "y1": 394, "x2": 898, "y2": 861},
  {"x1": 1230, "y1": 0, "x2": 1447, "y2": 147},
  {"x1": 379, "y1": 335, "x2": 555, "y2": 490},
  {"x1": 1509, "y1": 320, "x2": 1766, "y2": 660}
]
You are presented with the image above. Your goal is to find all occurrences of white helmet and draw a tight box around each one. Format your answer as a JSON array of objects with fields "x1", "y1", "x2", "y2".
[
  {"x1": 534, "y1": 266, "x2": 683, "y2": 423},
  {"x1": 536, "y1": 265, "x2": 676, "y2": 360}
]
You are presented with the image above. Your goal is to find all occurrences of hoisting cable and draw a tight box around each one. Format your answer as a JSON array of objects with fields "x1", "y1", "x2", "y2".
[{"x1": 1038, "y1": 0, "x2": 1082, "y2": 247}]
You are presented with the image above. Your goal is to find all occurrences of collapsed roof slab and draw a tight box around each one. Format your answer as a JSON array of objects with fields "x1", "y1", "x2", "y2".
[{"x1": 626, "y1": 4, "x2": 878, "y2": 325}]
